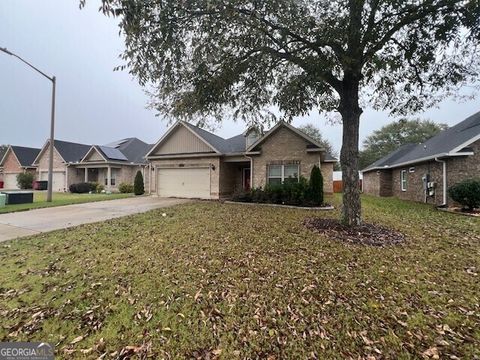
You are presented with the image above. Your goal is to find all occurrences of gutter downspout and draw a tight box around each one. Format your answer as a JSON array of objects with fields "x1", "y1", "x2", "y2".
[{"x1": 435, "y1": 157, "x2": 447, "y2": 206}]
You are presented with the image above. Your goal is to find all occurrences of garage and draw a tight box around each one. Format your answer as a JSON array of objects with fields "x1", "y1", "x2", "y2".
[
  {"x1": 3, "y1": 173, "x2": 20, "y2": 190},
  {"x1": 40, "y1": 171, "x2": 66, "y2": 192},
  {"x1": 157, "y1": 167, "x2": 211, "y2": 199}
]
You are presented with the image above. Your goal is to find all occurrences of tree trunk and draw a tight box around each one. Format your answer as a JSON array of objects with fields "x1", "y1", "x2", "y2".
[{"x1": 339, "y1": 75, "x2": 362, "y2": 226}]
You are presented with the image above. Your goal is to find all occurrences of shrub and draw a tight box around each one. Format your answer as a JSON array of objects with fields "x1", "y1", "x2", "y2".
[
  {"x1": 308, "y1": 165, "x2": 324, "y2": 205},
  {"x1": 96, "y1": 183, "x2": 105, "y2": 193},
  {"x1": 134, "y1": 171, "x2": 145, "y2": 195},
  {"x1": 448, "y1": 179, "x2": 480, "y2": 210},
  {"x1": 16, "y1": 173, "x2": 35, "y2": 189},
  {"x1": 69, "y1": 182, "x2": 96, "y2": 194},
  {"x1": 234, "y1": 175, "x2": 326, "y2": 207},
  {"x1": 89, "y1": 182, "x2": 99, "y2": 192},
  {"x1": 118, "y1": 182, "x2": 134, "y2": 193}
]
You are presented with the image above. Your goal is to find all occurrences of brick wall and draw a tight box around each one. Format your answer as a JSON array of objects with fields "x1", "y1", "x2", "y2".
[
  {"x1": 2, "y1": 150, "x2": 22, "y2": 173},
  {"x1": 219, "y1": 161, "x2": 244, "y2": 196},
  {"x1": 391, "y1": 162, "x2": 443, "y2": 204},
  {"x1": 250, "y1": 127, "x2": 334, "y2": 193},
  {"x1": 445, "y1": 139, "x2": 480, "y2": 191},
  {"x1": 363, "y1": 170, "x2": 392, "y2": 197},
  {"x1": 36, "y1": 144, "x2": 66, "y2": 173}
]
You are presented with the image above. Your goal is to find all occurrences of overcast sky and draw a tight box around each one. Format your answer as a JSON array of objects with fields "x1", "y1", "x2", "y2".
[{"x1": 1, "y1": 1, "x2": 478, "y2": 154}]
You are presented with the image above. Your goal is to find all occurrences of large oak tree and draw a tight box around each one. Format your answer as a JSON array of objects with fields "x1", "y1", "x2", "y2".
[{"x1": 83, "y1": 0, "x2": 480, "y2": 225}]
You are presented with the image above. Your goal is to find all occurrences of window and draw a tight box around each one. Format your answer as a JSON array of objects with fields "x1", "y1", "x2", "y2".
[
  {"x1": 268, "y1": 165, "x2": 282, "y2": 185},
  {"x1": 104, "y1": 169, "x2": 117, "y2": 186},
  {"x1": 401, "y1": 170, "x2": 407, "y2": 191},
  {"x1": 268, "y1": 164, "x2": 299, "y2": 184}
]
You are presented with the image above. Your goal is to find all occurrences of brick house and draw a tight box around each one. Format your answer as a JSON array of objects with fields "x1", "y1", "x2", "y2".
[
  {"x1": 146, "y1": 121, "x2": 336, "y2": 199},
  {"x1": 33, "y1": 139, "x2": 92, "y2": 192},
  {"x1": 33, "y1": 138, "x2": 151, "y2": 192},
  {"x1": 362, "y1": 111, "x2": 480, "y2": 206},
  {"x1": 0, "y1": 145, "x2": 40, "y2": 189},
  {"x1": 74, "y1": 138, "x2": 151, "y2": 191}
]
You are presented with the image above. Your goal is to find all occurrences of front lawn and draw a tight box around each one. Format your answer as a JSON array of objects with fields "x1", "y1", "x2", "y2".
[
  {"x1": 0, "y1": 195, "x2": 479, "y2": 358},
  {"x1": 0, "y1": 192, "x2": 133, "y2": 214}
]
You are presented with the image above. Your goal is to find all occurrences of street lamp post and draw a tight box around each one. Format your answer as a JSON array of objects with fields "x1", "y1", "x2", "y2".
[{"x1": 0, "y1": 47, "x2": 56, "y2": 202}]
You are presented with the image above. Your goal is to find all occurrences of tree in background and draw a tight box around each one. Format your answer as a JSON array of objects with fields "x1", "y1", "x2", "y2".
[
  {"x1": 83, "y1": 0, "x2": 480, "y2": 226},
  {"x1": 298, "y1": 124, "x2": 337, "y2": 158},
  {"x1": 0, "y1": 145, "x2": 7, "y2": 161},
  {"x1": 134, "y1": 171, "x2": 145, "y2": 196},
  {"x1": 359, "y1": 119, "x2": 448, "y2": 169},
  {"x1": 298, "y1": 124, "x2": 341, "y2": 170}
]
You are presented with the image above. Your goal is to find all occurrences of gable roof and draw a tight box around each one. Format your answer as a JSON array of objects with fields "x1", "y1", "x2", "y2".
[
  {"x1": 147, "y1": 120, "x2": 337, "y2": 161},
  {"x1": 246, "y1": 121, "x2": 326, "y2": 152},
  {"x1": 34, "y1": 139, "x2": 91, "y2": 164},
  {"x1": 2, "y1": 146, "x2": 41, "y2": 168},
  {"x1": 362, "y1": 110, "x2": 480, "y2": 172}
]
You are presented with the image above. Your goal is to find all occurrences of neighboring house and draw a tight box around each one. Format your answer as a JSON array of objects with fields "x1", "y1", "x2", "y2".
[
  {"x1": 146, "y1": 121, "x2": 337, "y2": 199},
  {"x1": 76, "y1": 138, "x2": 151, "y2": 190},
  {"x1": 0, "y1": 145, "x2": 40, "y2": 189},
  {"x1": 362, "y1": 111, "x2": 480, "y2": 206},
  {"x1": 33, "y1": 138, "x2": 151, "y2": 192},
  {"x1": 33, "y1": 139, "x2": 91, "y2": 192}
]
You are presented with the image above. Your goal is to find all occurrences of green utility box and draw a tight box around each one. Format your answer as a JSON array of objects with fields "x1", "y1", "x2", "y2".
[{"x1": 0, "y1": 193, "x2": 6, "y2": 208}]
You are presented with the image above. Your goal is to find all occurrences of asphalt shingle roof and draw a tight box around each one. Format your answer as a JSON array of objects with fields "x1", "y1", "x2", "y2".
[
  {"x1": 362, "y1": 110, "x2": 480, "y2": 171},
  {"x1": 54, "y1": 140, "x2": 91, "y2": 163},
  {"x1": 104, "y1": 137, "x2": 151, "y2": 163},
  {"x1": 10, "y1": 146, "x2": 41, "y2": 167},
  {"x1": 183, "y1": 122, "x2": 338, "y2": 160}
]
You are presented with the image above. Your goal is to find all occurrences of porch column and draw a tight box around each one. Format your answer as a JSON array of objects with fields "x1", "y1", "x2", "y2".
[
  {"x1": 107, "y1": 166, "x2": 111, "y2": 191},
  {"x1": 84, "y1": 167, "x2": 88, "y2": 182}
]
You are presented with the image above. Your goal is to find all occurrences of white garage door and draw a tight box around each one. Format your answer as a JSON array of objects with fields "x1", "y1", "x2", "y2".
[
  {"x1": 40, "y1": 171, "x2": 66, "y2": 192},
  {"x1": 3, "y1": 173, "x2": 20, "y2": 190},
  {"x1": 157, "y1": 167, "x2": 211, "y2": 199}
]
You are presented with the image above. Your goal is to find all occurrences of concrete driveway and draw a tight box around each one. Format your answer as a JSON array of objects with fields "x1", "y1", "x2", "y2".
[{"x1": 0, "y1": 196, "x2": 189, "y2": 242}]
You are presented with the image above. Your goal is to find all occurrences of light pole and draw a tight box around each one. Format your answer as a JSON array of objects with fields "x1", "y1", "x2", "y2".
[{"x1": 0, "y1": 47, "x2": 56, "y2": 202}]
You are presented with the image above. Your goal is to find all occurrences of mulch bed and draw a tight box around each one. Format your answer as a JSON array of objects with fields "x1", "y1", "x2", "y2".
[{"x1": 304, "y1": 218, "x2": 406, "y2": 246}]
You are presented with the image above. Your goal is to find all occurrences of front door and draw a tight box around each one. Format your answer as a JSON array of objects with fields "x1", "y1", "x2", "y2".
[
  {"x1": 87, "y1": 168, "x2": 99, "y2": 182},
  {"x1": 243, "y1": 168, "x2": 251, "y2": 190}
]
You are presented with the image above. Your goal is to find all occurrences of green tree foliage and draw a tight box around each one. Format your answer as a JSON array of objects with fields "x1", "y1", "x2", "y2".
[
  {"x1": 359, "y1": 119, "x2": 448, "y2": 169},
  {"x1": 82, "y1": 0, "x2": 480, "y2": 225},
  {"x1": 0, "y1": 145, "x2": 7, "y2": 160},
  {"x1": 298, "y1": 124, "x2": 341, "y2": 170},
  {"x1": 134, "y1": 170, "x2": 145, "y2": 196},
  {"x1": 298, "y1": 124, "x2": 337, "y2": 158},
  {"x1": 309, "y1": 165, "x2": 324, "y2": 206},
  {"x1": 16, "y1": 173, "x2": 34, "y2": 190}
]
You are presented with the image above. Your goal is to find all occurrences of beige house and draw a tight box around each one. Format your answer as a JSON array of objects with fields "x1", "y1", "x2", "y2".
[
  {"x1": 33, "y1": 138, "x2": 151, "y2": 192},
  {"x1": 33, "y1": 139, "x2": 92, "y2": 192},
  {"x1": 0, "y1": 145, "x2": 40, "y2": 190},
  {"x1": 146, "y1": 121, "x2": 336, "y2": 199}
]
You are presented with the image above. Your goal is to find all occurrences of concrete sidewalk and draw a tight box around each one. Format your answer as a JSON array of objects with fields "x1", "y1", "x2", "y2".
[{"x1": 0, "y1": 196, "x2": 189, "y2": 242}]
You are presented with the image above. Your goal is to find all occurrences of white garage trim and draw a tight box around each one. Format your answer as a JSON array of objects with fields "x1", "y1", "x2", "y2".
[
  {"x1": 39, "y1": 170, "x2": 66, "y2": 192},
  {"x1": 156, "y1": 166, "x2": 211, "y2": 199}
]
